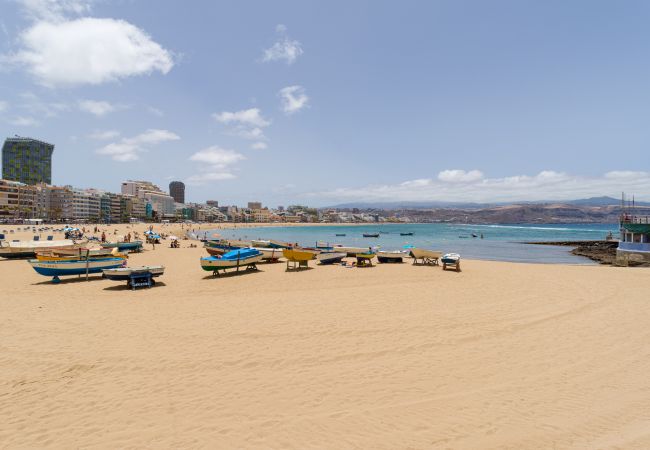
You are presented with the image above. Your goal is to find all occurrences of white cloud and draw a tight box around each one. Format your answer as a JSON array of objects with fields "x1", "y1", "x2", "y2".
[
  {"x1": 213, "y1": 107, "x2": 271, "y2": 141},
  {"x1": 437, "y1": 169, "x2": 484, "y2": 183},
  {"x1": 87, "y1": 129, "x2": 120, "y2": 140},
  {"x1": 261, "y1": 24, "x2": 303, "y2": 65},
  {"x1": 278, "y1": 85, "x2": 309, "y2": 115},
  {"x1": 96, "y1": 128, "x2": 179, "y2": 162},
  {"x1": 146, "y1": 106, "x2": 164, "y2": 116},
  {"x1": 213, "y1": 108, "x2": 270, "y2": 128},
  {"x1": 251, "y1": 141, "x2": 267, "y2": 150},
  {"x1": 312, "y1": 170, "x2": 650, "y2": 203},
  {"x1": 187, "y1": 146, "x2": 245, "y2": 184},
  {"x1": 0, "y1": 100, "x2": 8, "y2": 112},
  {"x1": 9, "y1": 116, "x2": 39, "y2": 126},
  {"x1": 78, "y1": 99, "x2": 116, "y2": 116},
  {"x1": 7, "y1": 17, "x2": 174, "y2": 87},
  {"x1": 18, "y1": 0, "x2": 91, "y2": 22}
]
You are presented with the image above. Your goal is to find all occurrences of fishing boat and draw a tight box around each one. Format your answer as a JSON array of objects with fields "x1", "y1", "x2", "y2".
[
  {"x1": 410, "y1": 248, "x2": 442, "y2": 265},
  {"x1": 441, "y1": 253, "x2": 461, "y2": 271},
  {"x1": 200, "y1": 248, "x2": 263, "y2": 274},
  {"x1": 252, "y1": 247, "x2": 284, "y2": 261},
  {"x1": 335, "y1": 246, "x2": 372, "y2": 257},
  {"x1": 335, "y1": 233, "x2": 346, "y2": 237},
  {"x1": 251, "y1": 239, "x2": 271, "y2": 247},
  {"x1": 355, "y1": 251, "x2": 376, "y2": 267},
  {"x1": 28, "y1": 256, "x2": 126, "y2": 281},
  {"x1": 42, "y1": 247, "x2": 115, "y2": 258},
  {"x1": 35, "y1": 248, "x2": 124, "y2": 261},
  {"x1": 377, "y1": 250, "x2": 408, "y2": 263},
  {"x1": 283, "y1": 247, "x2": 319, "y2": 270},
  {"x1": 102, "y1": 265, "x2": 165, "y2": 281},
  {"x1": 0, "y1": 239, "x2": 82, "y2": 259},
  {"x1": 400, "y1": 232, "x2": 414, "y2": 236},
  {"x1": 362, "y1": 233, "x2": 380, "y2": 238},
  {"x1": 267, "y1": 239, "x2": 291, "y2": 249},
  {"x1": 100, "y1": 240, "x2": 143, "y2": 252},
  {"x1": 317, "y1": 251, "x2": 346, "y2": 265},
  {"x1": 315, "y1": 241, "x2": 335, "y2": 251}
]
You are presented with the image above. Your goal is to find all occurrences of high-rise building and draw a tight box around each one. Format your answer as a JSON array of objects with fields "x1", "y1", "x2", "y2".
[
  {"x1": 169, "y1": 181, "x2": 185, "y2": 203},
  {"x1": 121, "y1": 180, "x2": 175, "y2": 218},
  {"x1": 248, "y1": 201, "x2": 262, "y2": 210},
  {"x1": 2, "y1": 137, "x2": 54, "y2": 185},
  {"x1": 0, "y1": 179, "x2": 36, "y2": 219},
  {"x1": 206, "y1": 200, "x2": 219, "y2": 207}
]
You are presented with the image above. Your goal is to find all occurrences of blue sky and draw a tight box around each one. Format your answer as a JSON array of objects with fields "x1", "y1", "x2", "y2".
[{"x1": 1, "y1": 0, "x2": 650, "y2": 206}]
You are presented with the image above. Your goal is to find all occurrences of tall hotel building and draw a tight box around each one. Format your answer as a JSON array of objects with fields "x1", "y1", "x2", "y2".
[
  {"x1": 169, "y1": 181, "x2": 185, "y2": 204},
  {"x1": 2, "y1": 137, "x2": 54, "y2": 185}
]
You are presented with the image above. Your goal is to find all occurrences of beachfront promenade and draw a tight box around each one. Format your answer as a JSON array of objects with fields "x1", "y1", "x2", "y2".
[{"x1": 2, "y1": 223, "x2": 650, "y2": 448}]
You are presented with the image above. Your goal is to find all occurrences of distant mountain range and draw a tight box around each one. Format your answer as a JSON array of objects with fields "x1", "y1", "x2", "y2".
[{"x1": 331, "y1": 196, "x2": 650, "y2": 210}]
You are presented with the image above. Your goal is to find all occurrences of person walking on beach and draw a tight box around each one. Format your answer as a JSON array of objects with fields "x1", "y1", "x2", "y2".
[{"x1": 101, "y1": 231, "x2": 106, "y2": 243}]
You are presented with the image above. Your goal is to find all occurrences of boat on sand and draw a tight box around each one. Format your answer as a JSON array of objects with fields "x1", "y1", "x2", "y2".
[
  {"x1": 102, "y1": 265, "x2": 165, "y2": 280},
  {"x1": 201, "y1": 248, "x2": 263, "y2": 275},
  {"x1": 28, "y1": 256, "x2": 126, "y2": 281},
  {"x1": 377, "y1": 250, "x2": 409, "y2": 263},
  {"x1": 317, "y1": 252, "x2": 346, "y2": 265},
  {"x1": 0, "y1": 239, "x2": 82, "y2": 259},
  {"x1": 410, "y1": 248, "x2": 442, "y2": 265}
]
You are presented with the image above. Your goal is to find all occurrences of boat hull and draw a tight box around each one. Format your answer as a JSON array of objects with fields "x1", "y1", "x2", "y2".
[
  {"x1": 29, "y1": 257, "x2": 126, "y2": 277},
  {"x1": 102, "y1": 266, "x2": 165, "y2": 280},
  {"x1": 317, "y1": 252, "x2": 346, "y2": 265},
  {"x1": 200, "y1": 254, "x2": 264, "y2": 271},
  {"x1": 100, "y1": 241, "x2": 143, "y2": 251},
  {"x1": 282, "y1": 248, "x2": 319, "y2": 262}
]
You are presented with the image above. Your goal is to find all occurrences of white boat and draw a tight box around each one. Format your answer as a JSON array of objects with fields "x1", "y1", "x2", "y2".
[
  {"x1": 251, "y1": 239, "x2": 271, "y2": 248},
  {"x1": 334, "y1": 246, "x2": 372, "y2": 257},
  {"x1": 0, "y1": 239, "x2": 82, "y2": 259},
  {"x1": 377, "y1": 250, "x2": 409, "y2": 263},
  {"x1": 441, "y1": 253, "x2": 461, "y2": 271},
  {"x1": 252, "y1": 247, "x2": 284, "y2": 261},
  {"x1": 102, "y1": 265, "x2": 165, "y2": 280}
]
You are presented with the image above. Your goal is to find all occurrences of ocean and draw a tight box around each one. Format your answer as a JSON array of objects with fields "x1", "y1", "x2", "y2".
[{"x1": 208, "y1": 223, "x2": 618, "y2": 264}]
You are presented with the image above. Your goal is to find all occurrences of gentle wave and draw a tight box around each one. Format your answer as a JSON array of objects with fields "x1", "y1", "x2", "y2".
[{"x1": 471, "y1": 224, "x2": 609, "y2": 232}]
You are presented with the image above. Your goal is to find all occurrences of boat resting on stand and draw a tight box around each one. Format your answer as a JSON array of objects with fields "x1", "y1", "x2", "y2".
[
  {"x1": 317, "y1": 251, "x2": 346, "y2": 265},
  {"x1": 377, "y1": 250, "x2": 409, "y2": 263},
  {"x1": 355, "y1": 252, "x2": 376, "y2": 267},
  {"x1": 28, "y1": 256, "x2": 127, "y2": 283},
  {"x1": 441, "y1": 253, "x2": 461, "y2": 271},
  {"x1": 409, "y1": 248, "x2": 442, "y2": 265},
  {"x1": 283, "y1": 248, "x2": 319, "y2": 270},
  {"x1": 200, "y1": 248, "x2": 263, "y2": 276},
  {"x1": 0, "y1": 239, "x2": 82, "y2": 259},
  {"x1": 100, "y1": 240, "x2": 143, "y2": 252}
]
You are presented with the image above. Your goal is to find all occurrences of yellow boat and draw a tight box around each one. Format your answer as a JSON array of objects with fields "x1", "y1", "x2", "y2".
[
  {"x1": 282, "y1": 248, "x2": 319, "y2": 262},
  {"x1": 282, "y1": 248, "x2": 319, "y2": 270}
]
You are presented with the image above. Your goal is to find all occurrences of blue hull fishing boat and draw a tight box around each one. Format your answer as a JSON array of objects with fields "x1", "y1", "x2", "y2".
[
  {"x1": 201, "y1": 248, "x2": 264, "y2": 275},
  {"x1": 101, "y1": 241, "x2": 143, "y2": 252},
  {"x1": 29, "y1": 257, "x2": 126, "y2": 282}
]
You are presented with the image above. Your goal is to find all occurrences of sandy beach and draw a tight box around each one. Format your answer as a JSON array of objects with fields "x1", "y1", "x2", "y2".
[{"x1": 2, "y1": 223, "x2": 650, "y2": 448}]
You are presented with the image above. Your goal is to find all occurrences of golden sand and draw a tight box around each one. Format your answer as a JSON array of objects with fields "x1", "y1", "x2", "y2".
[{"x1": 1, "y1": 224, "x2": 649, "y2": 448}]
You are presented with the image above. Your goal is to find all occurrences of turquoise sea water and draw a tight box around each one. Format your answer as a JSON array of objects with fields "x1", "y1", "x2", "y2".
[{"x1": 209, "y1": 223, "x2": 618, "y2": 264}]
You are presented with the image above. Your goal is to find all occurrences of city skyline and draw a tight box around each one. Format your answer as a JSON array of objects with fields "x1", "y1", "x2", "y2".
[{"x1": 1, "y1": 1, "x2": 650, "y2": 205}]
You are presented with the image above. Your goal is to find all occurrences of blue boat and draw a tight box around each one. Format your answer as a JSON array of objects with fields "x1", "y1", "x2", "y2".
[
  {"x1": 101, "y1": 240, "x2": 143, "y2": 252},
  {"x1": 200, "y1": 248, "x2": 264, "y2": 273},
  {"x1": 29, "y1": 257, "x2": 127, "y2": 281}
]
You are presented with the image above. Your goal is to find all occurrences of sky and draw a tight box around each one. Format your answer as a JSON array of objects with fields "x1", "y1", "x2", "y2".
[{"x1": 1, "y1": 0, "x2": 650, "y2": 206}]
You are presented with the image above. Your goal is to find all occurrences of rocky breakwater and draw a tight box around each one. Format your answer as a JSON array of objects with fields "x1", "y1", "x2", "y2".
[{"x1": 525, "y1": 240, "x2": 619, "y2": 265}]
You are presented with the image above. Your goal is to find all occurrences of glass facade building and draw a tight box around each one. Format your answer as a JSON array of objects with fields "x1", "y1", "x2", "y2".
[
  {"x1": 169, "y1": 181, "x2": 185, "y2": 204},
  {"x1": 2, "y1": 137, "x2": 54, "y2": 185}
]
